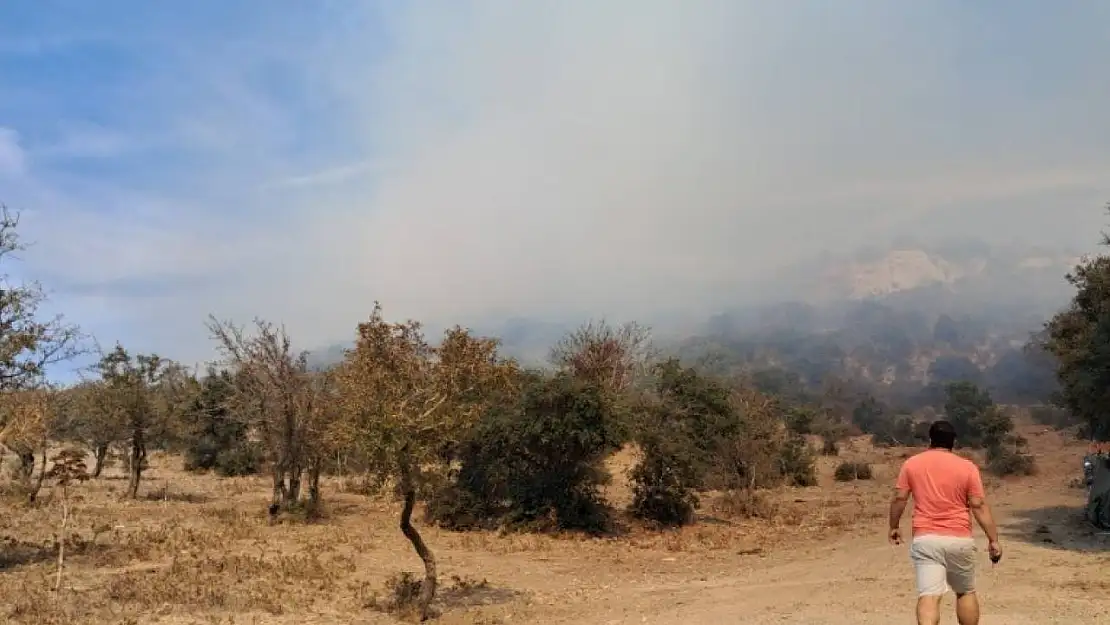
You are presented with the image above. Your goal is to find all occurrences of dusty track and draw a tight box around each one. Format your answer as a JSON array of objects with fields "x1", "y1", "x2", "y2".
[
  {"x1": 538, "y1": 490, "x2": 1109, "y2": 624},
  {"x1": 529, "y1": 432, "x2": 1110, "y2": 624}
]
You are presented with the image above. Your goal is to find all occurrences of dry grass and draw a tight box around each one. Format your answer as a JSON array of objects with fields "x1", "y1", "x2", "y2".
[{"x1": 0, "y1": 433, "x2": 1059, "y2": 624}]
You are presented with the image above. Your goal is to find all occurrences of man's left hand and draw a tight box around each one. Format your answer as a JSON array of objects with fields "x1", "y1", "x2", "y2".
[{"x1": 888, "y1": 528, "x2": 902, "y2": 545}]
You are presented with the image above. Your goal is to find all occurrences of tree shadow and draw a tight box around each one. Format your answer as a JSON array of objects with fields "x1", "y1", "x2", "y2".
[
  {"x1": 437, "y1": 575, "x2": 521, "y2": 610},
  {"x1": 1006, "y1": 504, "x2": 1110, "y2": 552},
  {"x1": 0, "y1": 536, "x2": 55, "y2": 571},
  {"x1": 693, "y1": 513, "x2": 733, "y2": 526},
  {"x1": 142, "y1": 489, "x2": 210, "y2": 504}
]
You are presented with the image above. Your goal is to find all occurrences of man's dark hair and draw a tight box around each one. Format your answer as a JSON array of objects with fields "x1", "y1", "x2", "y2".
[{"x1": 928, "y1": 420, "x2": 957, "y2": 450}]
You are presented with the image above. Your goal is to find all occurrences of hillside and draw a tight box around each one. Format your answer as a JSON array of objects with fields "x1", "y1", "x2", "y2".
[{"x1": 305, "y1": 240, "x2": 1077, "y2": 406}]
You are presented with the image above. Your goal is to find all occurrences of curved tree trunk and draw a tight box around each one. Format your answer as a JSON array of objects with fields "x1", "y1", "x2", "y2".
[
  {"x1": 92, "y1": 443, "x2": 108, "y2": 478},
  {"x1": 398, "y1": 455, "x2": 436, "y2": 621},
  {"x1": 307, "y1": 456, "x2": 322, "y2": 513},
  {"x1": 28, "y1": 443, "x2": 47, "y2": 504},
  {"x1": 17, "y1": 450, "x2": 35, "y2": 484},
  {"x1": 127, "y1": 430, "x2": 145, "y2": 498},
  {"x1": 287, "y1": 465, "x2": 303, "y2": 504}
]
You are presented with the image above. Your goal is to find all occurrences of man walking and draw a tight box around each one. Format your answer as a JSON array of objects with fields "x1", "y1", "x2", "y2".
[{"x1": 888, "y1": 420, "x2": 1003, "y2": 625}]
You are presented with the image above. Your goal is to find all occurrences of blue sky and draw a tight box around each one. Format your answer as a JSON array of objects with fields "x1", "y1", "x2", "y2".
[{"x1": 1, "y1": 1, "x2": 1108, "y2": 378}]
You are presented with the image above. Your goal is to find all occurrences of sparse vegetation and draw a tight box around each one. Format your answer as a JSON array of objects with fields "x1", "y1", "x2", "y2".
[{"x1": 0, "y1": 200, "x2": 1096, "y2": 622}]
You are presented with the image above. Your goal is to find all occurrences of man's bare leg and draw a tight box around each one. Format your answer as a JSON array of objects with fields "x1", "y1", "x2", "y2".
[
  {"x1": 955, "y1": 592, "x2": 979, "y2": 625},
  {"x1": 916, "y1": 595, "x2": 941, "y2": 625}
]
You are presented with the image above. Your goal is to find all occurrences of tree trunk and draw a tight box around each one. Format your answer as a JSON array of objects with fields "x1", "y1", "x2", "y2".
[
  {"x1": 287, "y1": 466, "x2": 302, "y2": 505},
  {"x1": 398, "y1": 455, "x2": 436, "y2": 621},
  {"x1": 17, "y1": 450, "x2": 35, "y2": 484},
  {"x1": 127, "y1": 429, "x2": 146, "y2": 498},
  {"x1": 27, "y1": 444, "x2": 47, "y2": 504},
  {"x1": 92, "y1": 444, "x2": 108, "y2": 478},
  {"x1": 271, "y1": 461, "x2": 286, "y2": 507},
  {"x1": 54, "y1": 484, "x2": 69, "y2": 592},
  {"x1": 307, "y1": 457, "x2": 322, "y2": 511}
]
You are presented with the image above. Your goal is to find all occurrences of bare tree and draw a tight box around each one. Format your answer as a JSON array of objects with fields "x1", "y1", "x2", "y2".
[
  {"x1": 207, "y1": 316, "x2": 333, "y2": 512},
  {"x1": 549, "y1": 319, "x2": 654, "y2": 392},
  {"x1": 335, "y1": 302, "x2": 517, "y2": 620}
]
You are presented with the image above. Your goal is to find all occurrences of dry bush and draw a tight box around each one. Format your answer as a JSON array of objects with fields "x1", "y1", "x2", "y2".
[
  {"x1": 365, "y1": 571, "x2": 427, "y2": 620},
  {"x1": 711, "y1": 489, "x2": 780, "y2": 520},
  {"x1": 364, "y1": 571, "x2": 496, "y2": 622},
  {"x1": 986, "y1": 444, "x2": 1037, "y2": 476},
  {"x1": 104, "y1": 551, "x2": 351, "y2": 614},
  {"x1": 833, "y1": 461, "x2": 873, "y2": 481}
]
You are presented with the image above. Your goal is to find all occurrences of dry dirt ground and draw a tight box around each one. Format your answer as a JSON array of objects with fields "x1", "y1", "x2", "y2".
[{"x1": 2, "y1": 425, "x2": 1107, "y2": 624}]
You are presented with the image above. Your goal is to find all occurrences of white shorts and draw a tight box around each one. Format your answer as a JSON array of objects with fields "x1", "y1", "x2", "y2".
[{"x1": 909, "y1": 535, "x2": 977, "y2": 597}]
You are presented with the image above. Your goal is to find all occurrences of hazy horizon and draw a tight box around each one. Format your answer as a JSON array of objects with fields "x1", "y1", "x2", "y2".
[{"x1": 2, "y1": 1, "x2": 1109, "y2": 371}]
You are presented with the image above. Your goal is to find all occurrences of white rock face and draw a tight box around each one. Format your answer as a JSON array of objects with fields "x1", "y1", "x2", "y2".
[
  {"x1": 815, "y1": 248, "x2": 1077, "y2": 300},
  {"x1": 826, "y1": 250, "x2": 969, "y2": 298}
]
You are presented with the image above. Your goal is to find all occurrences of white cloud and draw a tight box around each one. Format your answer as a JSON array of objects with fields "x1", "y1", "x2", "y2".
[
  {"x1": 35, "y1": 123, "x2": 136, "y2": 160},
  {"x1": 6, "y1": 1, "x2": 1110, "y2": 366},
  {"x1": 0, "y1": 128, "x2": 26, "y2": 178}
]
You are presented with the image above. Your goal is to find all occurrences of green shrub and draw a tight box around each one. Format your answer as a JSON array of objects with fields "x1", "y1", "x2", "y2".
[
  {"x1": 785, "y1": 406, "x2": 817, "y2": 435},
  {"x1": 870, "y1": 415, "x2": 917, "y2": 447},
  {"x1": 779, "y1": 434, "x2": 818, "y2": 487},
  {"x1": 182, "y1": 369, "x2": 254, "y2": 474},
  {"x1": 834, "y1": 461, "x2": 873, "y2": 482},
  {"x1": 427, "y1": 372, "x2": 618, "y2": 533},
  {"x1": 628, "y1": 441, "x2": 699, "y2": 527},
  {"x1": 214, "y1": 442, "x2": 264, "y2": 477},
  {"x1": 985, "y1": 444, "x2": 1036, "y2": 477},
  {"x1": 1028, "y1": 404, "x2": 1079, "y2": 430}
]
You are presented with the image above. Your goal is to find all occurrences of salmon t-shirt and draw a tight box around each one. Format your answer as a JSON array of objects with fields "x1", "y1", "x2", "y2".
[{"x1": 895, "y1": 449, "x2": 985, "y2": 538}]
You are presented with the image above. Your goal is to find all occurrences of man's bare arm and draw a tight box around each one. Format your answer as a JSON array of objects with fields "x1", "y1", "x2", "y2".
[
  {"x1": 888, "y1": 487, "x2": 910, "y2": 539},
  {"x1": 969, "y1": 495, "x2": 999, "y2": 543}
]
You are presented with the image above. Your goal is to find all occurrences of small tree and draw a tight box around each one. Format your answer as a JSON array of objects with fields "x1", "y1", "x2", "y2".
[
  {"x1": 336, "y1": 303, "x2": 515, "y2": 620},
  {"x1": 0, "y1": 205, "x2": 83, "y2": 449},
  {"x1": 851, "y1": 395, "x2": 884, "y2": 435},
  {"x1": 629, "y1": 434, "x2": 700, "y2": 527},
  {"x1": 717, "y1": 386, "x2": 814, "y2": 490},
  {"x1": 147, "y1": 359, "x2": 200, "y2": 453},
  {"x1": 870, "y1": 414, "x2": 917, "y2": 447},
  {"x1": 549, "y1": 319, "x2": 653, "y2": 393},
  {"x1": 627, "y1": 359, "x2": 734, "y2": 525},
  {"x1": 54, "y1": 380, "x2": 124, "y2": 478},
  {"x1": 943, "y1": 381, "x2": 995, "y2": 448},
  {"x1": 426, "y1": 371, "x2": 620, "y2": 533},
  {"x1": 1043, "y1": 210, "x2": 1110, "y2": 442},
  {"x1": 46, "y1": 447, "x2": 90, "y2": 591},
  {"x1": 93, "y1": 345, "x2": 168, "y2": 498},
  {"x1": 0, "y1": 388, "x2": 54, "y2": 502},
  {"x1": 181, "y1": 367, "x2": 259, "y2": 476},
  {"x1": 208, "y1": 317, "x2": 332, "y2": 512}
]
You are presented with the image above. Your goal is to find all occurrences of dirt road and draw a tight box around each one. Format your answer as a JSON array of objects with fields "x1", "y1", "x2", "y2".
[
  {"x1": 530, "y1": 479, "x2": 1109, "y2": 624},
  {"x1": 6, "y1": 430, "x2": 1108, "y2": 624}
]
